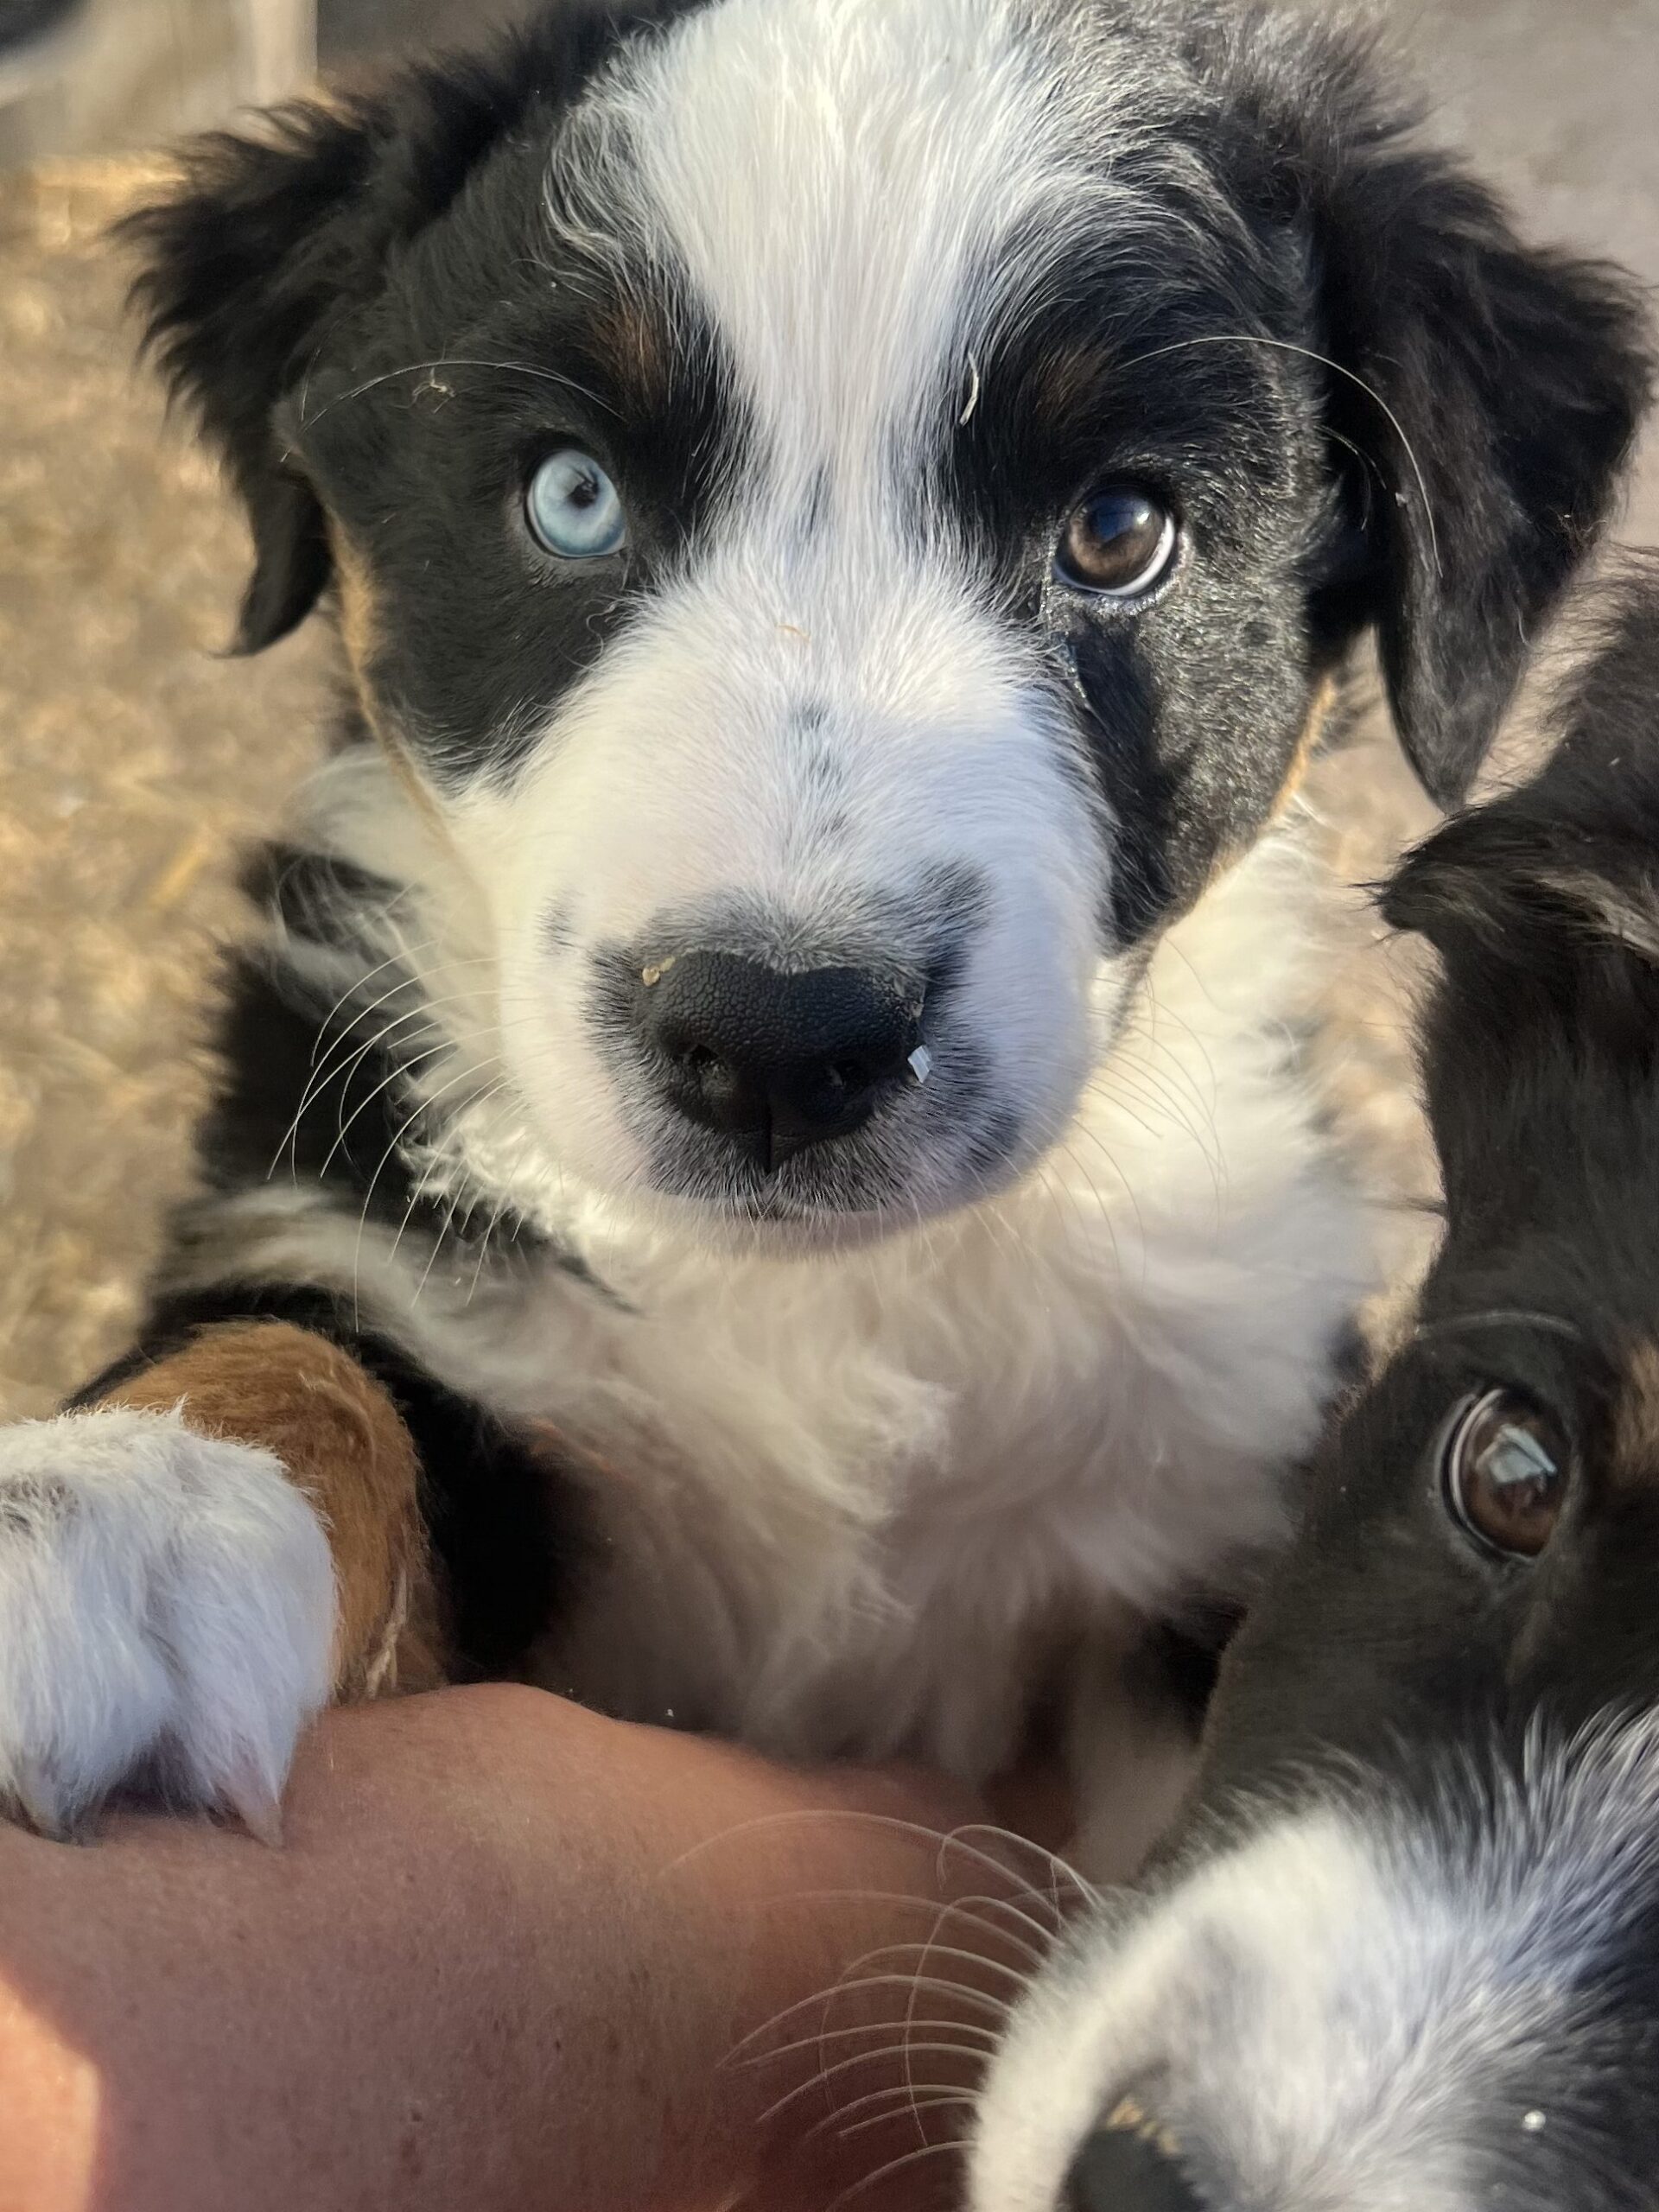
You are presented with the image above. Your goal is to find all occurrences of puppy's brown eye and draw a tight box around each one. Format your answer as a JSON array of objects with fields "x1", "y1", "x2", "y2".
[
  {"x1": 1441, "y1": 1388, "x2": 1570, "y2": 1559},
  {"x1": 1057, "y1": 485, "x2": 1178, "y2": 598}
]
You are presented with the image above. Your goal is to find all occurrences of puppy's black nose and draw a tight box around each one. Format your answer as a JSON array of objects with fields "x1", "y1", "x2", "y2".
[
  {"x1": 639, "y1": 951, "x2": 921, "y2": 1169},
  {"x1": 1065, "y1": 2123, "x2": 1209, "y2": 2212}
]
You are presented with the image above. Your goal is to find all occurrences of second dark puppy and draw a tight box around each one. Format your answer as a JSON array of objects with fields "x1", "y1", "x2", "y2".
[{"x1": 976, "y1": 569, "x2": 1659, "y2": 2212}]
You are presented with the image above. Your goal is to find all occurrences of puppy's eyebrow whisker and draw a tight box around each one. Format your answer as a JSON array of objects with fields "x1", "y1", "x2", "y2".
[
  {"x1": 1116, "y1": 332, "x2": 1444, "y2": 582},
  {"x1": 1414, "y1": 1309, "x2": 1586, "y2": 1345},
  {"x1": 296, "y1": 356, "x2": 618, "y2": 431}
]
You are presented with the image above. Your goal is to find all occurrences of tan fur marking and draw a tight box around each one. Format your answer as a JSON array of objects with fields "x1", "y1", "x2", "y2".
[
  {"x1": 330, "y1": 520, "x2": 382, "y2": 698},
  {"x1": 327, "y1": 518, "x2": 457, "y2": 836},
  {"x1": 1273, "y1": 672, "x2": 1340, "y2": 820},
  {"x1": 96, "y1": 1324, "x2": 446, "y2": 1696},
  {"x1": 596, "y1": 298, "x2": 671, "y2": 405},
  {"x1": 1033, "y1": 341, "x2": 1105, "y2": 423},
  {"x1": 1202, "y1": 676, "x2": 1344, "y2": 899},
  {"x1": 1614, "y1": 1342, "x2": 1659, "y2": 1492}
]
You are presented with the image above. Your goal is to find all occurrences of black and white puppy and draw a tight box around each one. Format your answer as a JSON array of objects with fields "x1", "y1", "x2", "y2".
[
  {"x1": 0, "y1": 0, "x2": 1646, "y2": 1842},
  {"x1": 973, "y1": 572, "x2": 1659, "y2": 2212}
]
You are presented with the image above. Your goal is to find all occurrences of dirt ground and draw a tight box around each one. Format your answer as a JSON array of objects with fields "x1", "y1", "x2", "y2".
[{"x1": 2, "y1": 0, "x2": 1657, "y2": 1417}]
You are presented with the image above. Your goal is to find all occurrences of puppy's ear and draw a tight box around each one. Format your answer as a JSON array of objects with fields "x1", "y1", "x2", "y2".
[
  {"x1": 120, "y1": 40, "x2": 565, "y2": 652},
  {"x1": 1320, "y1": 159, "x2": 1649, "y2": 807},
  {"x1": 1383, "y1": 569, "x2": 1659, "y2": 1205},
  {"x1": 1217, "y1": 22, "x2": 1652, "y2": 807}
]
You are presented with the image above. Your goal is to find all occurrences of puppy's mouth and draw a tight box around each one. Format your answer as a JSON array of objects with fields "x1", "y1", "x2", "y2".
[{"x1": 635, "y1": 1070, "x2": 1029, "y2": 1247}]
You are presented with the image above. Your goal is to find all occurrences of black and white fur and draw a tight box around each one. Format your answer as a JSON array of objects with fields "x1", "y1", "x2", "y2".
[
  {"x1": 0, "y1": 0, "x2": 1646, "y2": 1842},
  {"x1": 973, "y1": 573, "x2": 1659, "y2": 2212}
]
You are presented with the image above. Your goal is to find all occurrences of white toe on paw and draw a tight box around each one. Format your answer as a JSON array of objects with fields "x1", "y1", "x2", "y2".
[{"x1": 0, "y1": 1405, "x2": 336, "y2": 1838}]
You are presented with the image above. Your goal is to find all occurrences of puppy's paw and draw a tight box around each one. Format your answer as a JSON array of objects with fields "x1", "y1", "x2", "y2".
[{"x1": 0, "y1": 1405, "x2": 335, "y2": 1840}]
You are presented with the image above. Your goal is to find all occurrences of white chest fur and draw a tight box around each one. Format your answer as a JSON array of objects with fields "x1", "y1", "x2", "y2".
[{"x1": 267, "y1": 825, "x2": 1376, "y2": 1781}]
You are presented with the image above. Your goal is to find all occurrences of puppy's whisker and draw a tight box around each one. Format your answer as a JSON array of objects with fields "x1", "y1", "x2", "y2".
[
  {"x1": 760, "y1": 1890, "x2": 1049, "y2": 1969},
  {"x1": 946, "y1": 1823, "x2": 1102, "y2": 1910},
  {"x1": 1065, "y1": 1121, "x2": 1150, "y2": 1268},
  {"x1": 298, "y1": 939, "x2": 429, "y2": 1065},
  {"x1": 411, "y1": 1178, "x2": 474, "y2": 1308},
  {"x1": 791, "y1": 2076, "x2": 976, "y2": 2152},
  {"x1": 346, "y1": 1056, "x2": 503, "y2": 1321},
  {"x1": 296, "y1": 985, "x2": 517, "y2": 1187},
  {"x1": 1053, "y1": 1142, "x2": 1139, "y2": 1283},
  {"x1": 296, "y1": 356, "x2": 617, "y2": 431},
  {"x1": 670, "y1": 1808, "x2": 1070, "y2": 1936},
  {"x1": 1109, "y1": 1013, "x2": 1225, "y2": 1151},
  {"x1": 466, "y1": 1198, "x2": 510, "y2": 1304},
  {"x1": 1116, "y1": 331, "x2": 1444, "y2": 580},
  {"x1": 728, "y1": 1956, "x2": 1022, "y2": 2069},
  {"x1": 742, "y1": 2014, "x2": 1001, "y2": 2074},
  {"x1": 273, "y1": 997, "x2": 439, "y2": 1181},
  {"x1": 739, "y1": 1980, "x2": 1010, "y2": 2069},
  {"x1": 834, "y1": 1938, "x2": 1033, "y2": 1993},
  {"x1": 836, "y1": 2089, "x2": 976, "y2": 2145},
  {"x1": 315, "y1": 1029, "x2": 452, "y2": 1185},
  {"x1": 823, "y1": 2133, "x2": 963, "y2": 2212},
  {"x1": 407, "y1": 1112, "x2": 517, "y2": 1306},
  {"x1": 269, "y1": 957, "x2": 434, "y2": 1179},
  {"x1": 757, "y1": 2039, "x2": 989, "y2": 2132}
]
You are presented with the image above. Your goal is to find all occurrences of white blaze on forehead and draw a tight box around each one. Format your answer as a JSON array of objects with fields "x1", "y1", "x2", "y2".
[
  {"x1": 510, "y1": 0, "x2": 1117, "y2": 946},
  {"x1": 580, "y1": 0, "x2": 1096, "y2": 493},
  {"x1": 502, "y1": 0, "x2": 1153, "y2": 1206}
]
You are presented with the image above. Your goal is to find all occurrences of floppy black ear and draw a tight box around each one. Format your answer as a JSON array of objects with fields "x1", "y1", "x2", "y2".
[
  {"x1": 1382, "y1": 567, "x2": 1659, "y2": 1208},
  {"x1": 1317, "y1": 151, "x2": 1651, "y2": 806},
  {"x1": 1213, "y1": 19, "x2": 1652, "y2": 807},
  {"x1": 123, "y1": 73, "x2": 509, "y2": 651},
  {"x1": 124, "y1": 102, "x2": 370, "y2": 652},
  {"x1": 122, "y1": 6, "x2": 681, "y2": 652}
]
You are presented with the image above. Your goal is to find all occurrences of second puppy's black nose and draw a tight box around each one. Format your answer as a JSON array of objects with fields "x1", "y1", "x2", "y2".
[
  {"x1": 639, "y1": 951, "x2": 921, "y2": 1169},
  {"x1": 1064, "y1": 2122, "x2": 1210, "y2": 2212}
]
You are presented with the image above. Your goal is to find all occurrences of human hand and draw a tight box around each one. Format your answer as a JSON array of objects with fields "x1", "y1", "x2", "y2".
[{"x1": 0, "y1": 1685, "x2": 1074, "y2": 2212}]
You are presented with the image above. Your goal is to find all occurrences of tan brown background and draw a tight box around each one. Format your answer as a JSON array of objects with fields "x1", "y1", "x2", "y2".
[{"x1": 3, "y1": 0, "x2": 1657, "y2": 1419}]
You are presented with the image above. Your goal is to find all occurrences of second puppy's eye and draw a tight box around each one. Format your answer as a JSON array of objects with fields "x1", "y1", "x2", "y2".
[
  {"x1": 525, "y1": 448, "x2": 627, "y2": 560},
  {"x1": 1440, "y1": 1387, "x2": 1571, "y2": 1560},
  {"x1": 1057, "y1": 485, "x2": 1179, "y2": 598}
]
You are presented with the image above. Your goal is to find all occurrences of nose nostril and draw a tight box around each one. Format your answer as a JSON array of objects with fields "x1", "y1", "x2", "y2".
[
  {"x1": 633, "y1": 950, "x2": 927, "y2": 1168},
  {"x1": 1064, "y1": 2121, "x2": 1209, "y2": 2212}
]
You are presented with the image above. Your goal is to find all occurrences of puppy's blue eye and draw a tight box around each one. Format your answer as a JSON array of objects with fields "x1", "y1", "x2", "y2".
[{"x1": 525, "y1": 448, "x2": 627, "y2": 560}]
